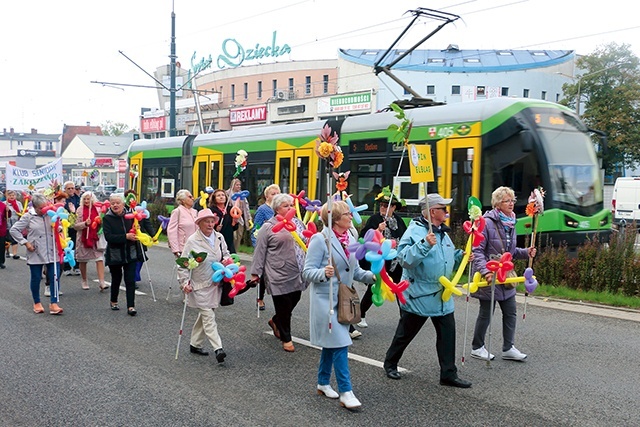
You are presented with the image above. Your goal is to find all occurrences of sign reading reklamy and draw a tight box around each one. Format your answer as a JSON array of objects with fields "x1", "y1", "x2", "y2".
[
  {"x1": 409, "y1": 144, "x2": 434, "y2": 183},
  {"x1": 6, "y1": 158, "x2": 63, "y2": 190}
]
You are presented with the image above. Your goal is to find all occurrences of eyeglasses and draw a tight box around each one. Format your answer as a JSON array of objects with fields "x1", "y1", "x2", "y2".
[{"x1": 501, "y1": 199, "x2": 516, "y2": 204}]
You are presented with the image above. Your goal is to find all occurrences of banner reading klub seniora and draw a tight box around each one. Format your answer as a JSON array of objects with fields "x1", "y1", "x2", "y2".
[
  {"x1": 6, "y1": 158, "x2": 63, "y2": 191},
  {"x1": 409, "y1": 144, "x2": 434, "y2": 184}
]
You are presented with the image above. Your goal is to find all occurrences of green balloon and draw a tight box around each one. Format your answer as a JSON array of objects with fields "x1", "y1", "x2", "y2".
[{"x1": 467, "y1": 196, "x2": 482, "y2": 211}]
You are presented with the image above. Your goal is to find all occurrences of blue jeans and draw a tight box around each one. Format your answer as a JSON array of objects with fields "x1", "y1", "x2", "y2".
[
  {"x1": 30, "y1": 263, "x2": 60, "y2": 304},
  {"x1": 318, "y1": 346, "x2": 351, "y2": 393}
]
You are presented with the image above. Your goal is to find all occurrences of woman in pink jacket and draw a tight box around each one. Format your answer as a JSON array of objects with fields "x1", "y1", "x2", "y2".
[{"x1": 168, "y1": 189, "x2": 198, "y2": 258}]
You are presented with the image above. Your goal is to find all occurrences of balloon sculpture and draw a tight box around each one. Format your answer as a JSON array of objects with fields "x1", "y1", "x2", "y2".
[
  {"x1": 349, "y1": 229, "x2": 410, "y2": 306},
  {"x1": 211, "y1": 257, "x2": 247, "y2": 298},
  {"x1": 272, "y1": 208, "x2": 307, "y2": 252}
]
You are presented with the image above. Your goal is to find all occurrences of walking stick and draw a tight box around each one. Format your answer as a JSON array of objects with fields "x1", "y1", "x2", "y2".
[
  {"x1": 175, "y1": 292, "x2": 189, "y2": 360},
  {"x1": 166, "y1": 263, "x2": 178, "y2": 301},
  {"x1": 461, "y1": 261, "x2": 472, "y2": 366},
  {"x1": 326, "y1": 167, "x2": 333, "y2": 333},
  {"x1": 486, "y1": 277, "x2": 496, "y2": 368}
]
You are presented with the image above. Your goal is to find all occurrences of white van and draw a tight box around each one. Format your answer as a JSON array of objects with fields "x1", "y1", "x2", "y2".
[{"x1": 611, "y1": 177, "x2": 640, "y2": 228}]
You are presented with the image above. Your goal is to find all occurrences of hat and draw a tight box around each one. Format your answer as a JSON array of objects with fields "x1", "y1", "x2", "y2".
[
  {"x1": 375, "y1": 185, "x2": 405, "y2": 209},
  {"x1": 195, "y1": 208, "x2": 218, "y2": 225},
  {"x1": 419, "y1": 193, "x2": 453, "y2": 210},
  {"x1": 204, "y1": 186, "x2": 214, "y2": 194}
]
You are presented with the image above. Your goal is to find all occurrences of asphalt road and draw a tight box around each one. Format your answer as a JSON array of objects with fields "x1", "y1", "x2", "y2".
[{"x1": 1, "y1": 245, "x2": 639, "y2": 427}]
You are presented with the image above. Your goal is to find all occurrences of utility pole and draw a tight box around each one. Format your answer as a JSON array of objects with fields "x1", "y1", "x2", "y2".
[{"x1": 169, "y1": 1, "x2": 177, "y2": 136}]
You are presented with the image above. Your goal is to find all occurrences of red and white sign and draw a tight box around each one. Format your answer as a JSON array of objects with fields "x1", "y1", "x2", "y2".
[
  {"x1": 118, "y1": 159, "x2": 127, "y2": 173},
  {"x1": 141, "y1": 116, "x2": 167, "y2": 133},
  {"x1": 94, "y1": 158, "x2": 114, "y2": 168},
  {"x1": 229, "y1": 106, "x2": 267, "y2": 124}
]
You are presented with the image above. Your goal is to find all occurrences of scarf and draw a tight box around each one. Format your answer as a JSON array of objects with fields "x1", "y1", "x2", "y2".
[
  {"x1": 81, "y1": 205, "x2": 100, "y2": 249},
  {"x1": 334, "y1": 229, "x2": 350, "y2": 258},
  {"x1": 498, "y1": 209, "x2": 516, "y2": 229},
  {"x1": 8, "y1": 199, "x2": 20, "y2": 214}
]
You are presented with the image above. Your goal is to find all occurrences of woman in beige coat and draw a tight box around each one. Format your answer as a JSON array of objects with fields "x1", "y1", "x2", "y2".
[{"x1": 178, "y1": 208, "x2": 232, "y2": 363}]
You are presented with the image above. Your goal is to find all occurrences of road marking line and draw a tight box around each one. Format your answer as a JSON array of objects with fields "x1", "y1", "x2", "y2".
[
  {"x1": 92, "y1": 279, "x2": 147, "y2": 296},
  {"x1": 265, "y1": 332, "x2": 408, "y2": 372}
]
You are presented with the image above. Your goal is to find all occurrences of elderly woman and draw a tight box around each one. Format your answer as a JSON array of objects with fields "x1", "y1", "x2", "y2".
[
  {"x1": 10, "y1": 193, "x2": 64, "y2": 314},
  {"x1": 251, "y1": 193, "x2": 307, "y2": 353},
  {"x1": 178, "y1": 208, "x2": 231, "y2": 363},
  {"x1": 303, "y1": 201, "x2": 376, "y2": 410},
  {"x1": 168, "y1": 189, "x2": 198, "y2": 258},
  {"x1": 471, "y1": 186, "x2": 536, "y2": 362},
  {"x1": 72, "y1": 191, "x2": 108, "y2": 291},
  {"x1": 103, "y1": 194, "x2": 144, "y2": 315},
  {"x1": 251, "y1": 183, "x2": 281, "y2": 310},
  {"x1": 5, "y1": 190, "x2": 23, "y2": 260},
  {"x1": 209, "y1": 189, "x2": 239, "y2": 254}
]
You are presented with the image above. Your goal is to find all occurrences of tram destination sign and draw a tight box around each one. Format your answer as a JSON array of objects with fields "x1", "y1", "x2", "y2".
[{"x1": 349, "y1": 139, "x2": 387, "y2": 154}]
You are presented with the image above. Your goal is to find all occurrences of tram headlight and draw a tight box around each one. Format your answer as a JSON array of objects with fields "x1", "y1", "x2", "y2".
[{"x1": 564, "y1": 216, "x2": 579, "y2": 228}]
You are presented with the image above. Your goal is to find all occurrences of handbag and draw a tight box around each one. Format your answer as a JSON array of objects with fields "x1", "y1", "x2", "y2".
[
  {"x1": 219, "y1": 281, "x2": 234, "y2": 306},
  {"x1": 333, "y1": 259, "x2": 361, "y2": 325},
  {"x1": 96, "y1": 233, "x2": 107, "y2": 251}
]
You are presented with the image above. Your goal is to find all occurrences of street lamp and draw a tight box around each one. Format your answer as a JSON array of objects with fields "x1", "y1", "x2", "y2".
[{"x1": 556, "y1": 62, "x2": 630, "y2": 116}]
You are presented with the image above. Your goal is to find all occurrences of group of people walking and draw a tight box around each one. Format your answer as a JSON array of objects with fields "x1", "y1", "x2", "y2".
[{"x1": 4, "y1": 179, "x2": 535, "y2": 412}]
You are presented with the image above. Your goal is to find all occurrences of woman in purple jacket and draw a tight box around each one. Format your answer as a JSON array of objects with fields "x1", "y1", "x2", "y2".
[{"x1": 471, "y1": 186, "x2": 536, "y2": 362}]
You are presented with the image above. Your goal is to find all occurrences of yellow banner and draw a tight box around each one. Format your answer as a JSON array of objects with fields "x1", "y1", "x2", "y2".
[{"x1": 409, "y1": 144, "x2": 434, "y2": 183}]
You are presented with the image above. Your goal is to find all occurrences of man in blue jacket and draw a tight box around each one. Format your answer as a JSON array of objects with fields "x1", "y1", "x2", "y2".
[{"x1": 383, "y1": 193, "x2": 472, "y2": 388}]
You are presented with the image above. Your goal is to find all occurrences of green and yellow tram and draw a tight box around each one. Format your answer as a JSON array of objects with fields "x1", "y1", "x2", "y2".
[{"x1": 127, "y1": 97, "x2": 611, "y2": 246}]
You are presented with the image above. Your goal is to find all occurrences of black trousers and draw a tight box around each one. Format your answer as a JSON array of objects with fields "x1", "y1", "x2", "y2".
[
  {"x1": 0, "y1": 235, "x2": 5, "y2": 265},
  {"x1": 271, "y1": 290, "x2": 302, "y2": 343},
  {"x1": 384, "y1": 309, "x2": 458, "y2": 380},
  {"x1": 109, "y1": 262, "x2": 137, "y2": 309}
]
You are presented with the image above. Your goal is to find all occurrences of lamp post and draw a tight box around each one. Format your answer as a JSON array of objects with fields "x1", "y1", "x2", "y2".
[{"x1": 556, "y1": 62, "x2": 630, "y2": 116}]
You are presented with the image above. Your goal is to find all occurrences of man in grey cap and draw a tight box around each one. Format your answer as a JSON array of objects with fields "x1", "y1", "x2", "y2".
[
  {"x1": 193, "y1": 186, "x2": 214, "y2": 212},
  {"x1": 383, "y1": 193, "x2": 472, "y2": 388}
]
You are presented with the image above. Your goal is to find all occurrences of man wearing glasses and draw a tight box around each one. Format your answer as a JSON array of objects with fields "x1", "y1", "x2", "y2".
[{"x1": 383, "y1": 193, "x2": 472, "y2": 388}]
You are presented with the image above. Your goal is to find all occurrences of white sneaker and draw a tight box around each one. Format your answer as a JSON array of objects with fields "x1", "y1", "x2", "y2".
[
  {"x1": 356, "y1": 318, "x2": 368, "y2": 328},
  {"x1": 339, "y1": 391, "x2": 361, "y2": 409},
  {"x1": 317, "y1": 384, "x2": 339, "y2": 399},
  {"x1": 44, "y1": 286, "x2": 51, "y2": 297},
  {"x1": 350, "y1": 330, "x2": 362, "y2": 339},
  {"x1": 502, "y1": 345, "x2": 527, "y2": 361},
  {"x1": 63, "y1": 270, "x2": 72, "y2": 277},
  {"x1": 72, "y1": 269, "x2": 81, "y2": 276},
  {"x1": 471, "y1": 346, "x2": 495, "y2": 360}
]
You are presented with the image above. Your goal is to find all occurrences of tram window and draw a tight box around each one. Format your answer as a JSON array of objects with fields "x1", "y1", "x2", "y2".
[
  {"x1": 297, "y1": 157, "x2": 309, "y2": 197},
  {"x1": 481, "y1": 133, "x2": 540, "y2": 213},
  {"x1": 279, "y1": 158, "x2": 291, "y2": 194},
  {"x1": 197, "y1": 162, "x2": 206, "y2": 193}
]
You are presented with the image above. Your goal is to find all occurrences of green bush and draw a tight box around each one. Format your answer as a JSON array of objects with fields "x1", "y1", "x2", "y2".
[{"x1": 147, "y1": 198, "x2": 169, "y2": 236}]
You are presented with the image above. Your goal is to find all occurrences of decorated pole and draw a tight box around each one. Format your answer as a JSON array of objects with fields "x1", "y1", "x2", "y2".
[
  {"x1": 315, "y1": 124, "x2": 343, "y2": 333},
  {"x1": 387, "y1": 102, "x2": 413, "y2": 221}
]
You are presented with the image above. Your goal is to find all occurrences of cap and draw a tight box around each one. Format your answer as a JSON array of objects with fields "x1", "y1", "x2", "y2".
[
  {"x1": 419, "y1": 193, "x2": 453, "y2": 210},
  {"x1": 204, "y1": 186, "x2": 214, "y2": 194},
  {"x1": 374, "y1": 185, "x2": 405, "y2": 209},
  {"x1": 195, "y1": 208, "x2": 218, "y2": 225}
]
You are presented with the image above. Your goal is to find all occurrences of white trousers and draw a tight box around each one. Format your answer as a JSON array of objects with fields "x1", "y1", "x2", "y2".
[{"x1": 190, "y1": 307, "x2": 222, "y2": 351}]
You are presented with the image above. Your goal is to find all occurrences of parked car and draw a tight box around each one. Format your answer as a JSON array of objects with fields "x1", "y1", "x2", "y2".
[
  {"x1": 612, "y1": 177, "x2": 640, "y2": 229},
  {"x1": 95, "y1": 184, "x2": 117, "y2": 201}
]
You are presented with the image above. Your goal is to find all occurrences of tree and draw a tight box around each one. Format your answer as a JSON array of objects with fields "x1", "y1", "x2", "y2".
[
  {"x1": 101, "y1": 121, "x2": 130, "y2": 136},
  {"x1": 559, "y1": 43, "x2": 640, "y2": 172}
]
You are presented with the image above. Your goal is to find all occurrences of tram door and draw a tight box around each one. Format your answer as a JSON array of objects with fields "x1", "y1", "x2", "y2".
[
  {"x1": 128, "y1": 155, "x2": 142, "y2": 196},
  {"x1": 193, "y1": 152, "x2": 223, "y2": 196},
  {"x1": 443, "y1": 137, "x2": 481, "y2": 227},
  {"x1": 275, "y1": 149, "x2": 316, "y2": 200}
]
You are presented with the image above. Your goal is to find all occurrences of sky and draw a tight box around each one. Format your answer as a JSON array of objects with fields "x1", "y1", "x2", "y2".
[{"x1": 2, "y1": 0, "x2": 639, "y2": 134}]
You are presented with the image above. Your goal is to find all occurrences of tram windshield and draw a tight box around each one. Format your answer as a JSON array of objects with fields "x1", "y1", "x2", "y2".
[{"x1": 537, "y1": 120, "x2": 602, "y2": 207}]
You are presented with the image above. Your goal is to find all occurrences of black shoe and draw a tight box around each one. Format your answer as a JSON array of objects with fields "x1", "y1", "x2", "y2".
[
  {"x1": 386, "y1": 369, "x2": 401, "y2": 380},
  {"x1": 13, "y1": 255, "x2": 20, "y2": 259},
  {"x1": 127, "y1": 307, "x2": 137, "y2": 316},
  {"x1": 215, "y1": 348, "x2": 226, "y2": 363},
  {"x1": 190, "y1": 345, "x2": 209, "y2": 356},
  {"x1": 0, "y1": 264, "x2": 5, "y2": 269},
  {"x1": 440, "y1": 377, "x2": 472, "y2": 388},
  {"x1": 134, "y1": 283, "x2": 140, "y2": 290}
]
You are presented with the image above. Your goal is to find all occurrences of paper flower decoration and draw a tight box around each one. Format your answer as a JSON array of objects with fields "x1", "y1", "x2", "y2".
[
  {"x1": 233, "y1": 149, "x2": 248, "y2": 177},
  {"x1": 333, "y1": 171, "x2": 350, "y2": 192},
  {"x1": 527, "y1": 187, "x2": 545, "y2": 216},
  {"x1": 315, "y1": 124, "x2": 342, "y2": 168}
]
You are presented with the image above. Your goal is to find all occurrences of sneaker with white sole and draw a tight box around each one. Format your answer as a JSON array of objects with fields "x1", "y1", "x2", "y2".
[
  {"x1": 72, "y1": 269, "x2": 81, "y2": 276},
  {"x1": 471, "y1": 346, "x2": 495, "y2": 360},
  {"x1": 349, "y1": 330, "x2": 362, "y2": 339},
  {"x1": 356, "y1": 318, "x2": 368, "y2": 328},
  {"x1": 502, "y1": 345, "x2": 527, "y2": 361},
  {"x1": 63, "y1": 270, "x2": 72, "y2": 277},
  {"x1": 44, "y1": 286, "x2": 50, "y2": 297}
]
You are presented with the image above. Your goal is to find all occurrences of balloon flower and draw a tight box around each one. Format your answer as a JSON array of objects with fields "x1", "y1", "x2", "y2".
[
  {"x1": 63, "y1": 239, "x2": 76, "y2": 268},
  {"x1": 289, "y1": 190, "x2": 307, "y2": 221},
  {"x1": 304, "y1": 199, "x2": 322, "y2": 224},
  {"x1": 344, "y1": 197, "x2": 367, "y2": 225},
  {"x1": 272, "y1": 208, "x2": 307, "y2": 252}
]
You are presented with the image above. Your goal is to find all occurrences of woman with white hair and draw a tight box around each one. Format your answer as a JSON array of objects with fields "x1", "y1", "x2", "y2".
[
  {"x1": 168, "y1": 189, "x2": 198, "y2": 258},
  {"x1": 72, "y1": 191, "x2": 108, "y2": 291},
  {"x1": 251, "y1": 193, "x2": 307, "y2": 353},
  {"x1": 10, "y1": 193, "x2": 64, "y2": 314}
]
